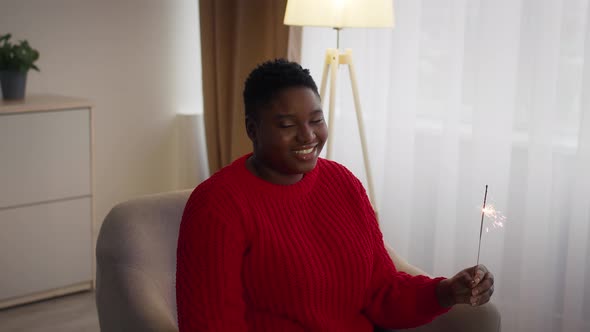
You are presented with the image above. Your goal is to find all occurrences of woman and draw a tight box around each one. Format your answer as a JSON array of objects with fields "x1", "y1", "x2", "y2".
[{"x1": 176, "y1": 59, "x2": 494, "y2": 331}]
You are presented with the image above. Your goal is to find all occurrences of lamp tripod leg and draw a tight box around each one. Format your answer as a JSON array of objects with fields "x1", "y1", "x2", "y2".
[
  {"x1": 326, "y1": 49, "x2": 339, "y2": 161},
  {"x1": 346, "y1": 52, "x2": 376, "y2": 207},
  {"x1": 319, "y1": 51, "x2": 330, "y2": 103}
]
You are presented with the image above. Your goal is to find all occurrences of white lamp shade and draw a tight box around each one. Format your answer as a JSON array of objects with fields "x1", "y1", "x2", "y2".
[{"x1": 284, "y1": 0, "x2": 394, "y2": 29}]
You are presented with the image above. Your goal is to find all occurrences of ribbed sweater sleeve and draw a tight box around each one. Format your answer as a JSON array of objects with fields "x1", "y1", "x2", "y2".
[
  {"x1": 355, "y1": 178, "x2": 451, "y2": 329},
  {"x1": 176, "y1": 185, "x2": 248, "y2": 331}
]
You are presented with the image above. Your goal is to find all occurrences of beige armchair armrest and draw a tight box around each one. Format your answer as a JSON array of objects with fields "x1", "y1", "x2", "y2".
[
  {"x1": 380, "y1": 243, "x2": 501, "y2": 332},
  {"x1": 385, "y1": 243, "x2": 429, "y2": 276}
]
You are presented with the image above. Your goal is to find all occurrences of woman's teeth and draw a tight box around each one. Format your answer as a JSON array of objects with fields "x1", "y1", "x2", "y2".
[{"x1": 294, "y1": 147, "x2": 314, "y2": 154}]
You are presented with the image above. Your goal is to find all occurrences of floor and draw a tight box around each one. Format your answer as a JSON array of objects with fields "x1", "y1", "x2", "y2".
[{"x1": 0, "y1": 291, "x2": 100, "y2": 332}]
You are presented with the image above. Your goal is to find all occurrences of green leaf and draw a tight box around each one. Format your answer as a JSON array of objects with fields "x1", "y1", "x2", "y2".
[{"x1": 0, "y1": 33, "x2": 40, "y2": 71}]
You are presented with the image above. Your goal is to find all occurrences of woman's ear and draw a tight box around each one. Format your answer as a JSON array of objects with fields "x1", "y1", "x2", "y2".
[{"x1": 245, "y1": 116, "x2": 257, "y2": 142}]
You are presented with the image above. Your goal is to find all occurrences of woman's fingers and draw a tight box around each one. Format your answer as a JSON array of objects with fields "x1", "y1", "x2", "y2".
[
  {"x1": 470, "y1": 284, "x2": 494, "y2": 306},
  {"x1": 471, "y1": 265, "x2": 488, "y2": 285},
  {"x1": 451, "y1": 265, "x2": 495, "y2": 306},
  {"x1": 453, "y1": 266, "x2": 495, "y2": 306},
  {"x1": 453, "y1": 272, "x2": 478, "y2": 304},
  {"x1": 472, "y1": 272, "x2": 494, "y2": 295}
]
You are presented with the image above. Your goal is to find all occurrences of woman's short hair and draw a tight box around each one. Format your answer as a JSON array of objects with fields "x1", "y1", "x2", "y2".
[{"x1": 243, "y1": 59, "x2": 319, "y2": 121}]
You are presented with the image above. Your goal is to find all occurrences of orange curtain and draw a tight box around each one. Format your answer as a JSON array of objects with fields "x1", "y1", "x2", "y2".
[{"x1": 200, "y1": 0, "x2": 302, "y2": 173}]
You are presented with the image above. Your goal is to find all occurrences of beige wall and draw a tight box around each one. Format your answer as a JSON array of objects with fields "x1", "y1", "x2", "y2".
[{"x1": 0, "y1": 0, "x2": 204, "y2": 234}]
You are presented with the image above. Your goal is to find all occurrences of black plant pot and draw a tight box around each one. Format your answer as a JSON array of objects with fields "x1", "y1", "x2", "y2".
[{"x1": 0, "y1": 70, "x2": 28, "y2": 100}]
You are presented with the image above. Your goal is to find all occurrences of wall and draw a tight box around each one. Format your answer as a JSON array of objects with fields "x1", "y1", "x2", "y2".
[{"x1": 0, "y1": 0, "x2": 205, "y2": 236}]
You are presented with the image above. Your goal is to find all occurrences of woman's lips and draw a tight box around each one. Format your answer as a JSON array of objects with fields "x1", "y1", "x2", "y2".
[
  {"x1": 294, "y1": 147, "x2": 314, "y2": 154},
  {"x1": 293, "y1": 145, "x2": 317, "y2": 161}
]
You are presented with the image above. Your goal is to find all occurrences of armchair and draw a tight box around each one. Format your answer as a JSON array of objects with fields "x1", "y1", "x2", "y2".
[{"x1": 95, "y1": 190, "x2": 500, "y2": 331}]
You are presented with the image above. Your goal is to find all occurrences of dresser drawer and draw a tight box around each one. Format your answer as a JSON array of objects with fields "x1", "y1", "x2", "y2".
[
  {"x1": 0, "y1": 108, "x2": 91, "y2": 208},
  {"x1": 0, "y1": 197, "x2": 92, "y2": 300}
]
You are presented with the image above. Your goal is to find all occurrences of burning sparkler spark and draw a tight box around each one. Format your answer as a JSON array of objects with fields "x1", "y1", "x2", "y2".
[{"x1": 481, "y1": 204, "x2": 507, "y2": 232}]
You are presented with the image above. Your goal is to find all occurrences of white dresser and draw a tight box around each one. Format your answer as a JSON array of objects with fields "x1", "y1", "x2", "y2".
[{"x1": 0, "y1": 95, "x2": 94, "y2": 309}]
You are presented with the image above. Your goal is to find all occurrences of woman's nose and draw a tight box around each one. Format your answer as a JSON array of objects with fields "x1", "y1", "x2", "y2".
[{"x1": 297, "y1": 124, "x2": 315, "y2": 143}]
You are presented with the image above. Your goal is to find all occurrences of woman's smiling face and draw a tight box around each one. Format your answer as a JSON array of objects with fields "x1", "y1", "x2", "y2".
[{"x1": 247, "y1": 86, "x2": 328, "y2": 185}]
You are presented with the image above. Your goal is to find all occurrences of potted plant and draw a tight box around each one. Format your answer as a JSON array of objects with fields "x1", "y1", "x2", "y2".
[{"x1": 0, "y1": 33, "x2": 40, "y2": 100}]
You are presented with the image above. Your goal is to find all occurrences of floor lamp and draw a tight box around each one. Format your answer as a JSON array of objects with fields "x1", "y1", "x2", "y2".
[{"x1": 284, "y1": 0, "x2": 395, "y2": 206}]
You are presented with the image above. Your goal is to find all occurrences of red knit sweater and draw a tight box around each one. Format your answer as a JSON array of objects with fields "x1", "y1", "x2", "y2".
[{"x1": 176, "y1": 154, "x2": 450, "y2": 331}]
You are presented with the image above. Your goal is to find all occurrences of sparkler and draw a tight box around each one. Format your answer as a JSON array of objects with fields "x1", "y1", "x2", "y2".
[
  {"x1": 481, "y1": 203, "x2": 506, "y2": 232},
  {"x1": 476, "y1": 185, "x2": 488, "y2": 268}
]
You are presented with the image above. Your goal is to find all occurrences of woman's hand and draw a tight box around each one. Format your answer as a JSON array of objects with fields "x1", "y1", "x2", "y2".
[{"x1": 435, "y1": 265, "x2": 494, "y2": 308}]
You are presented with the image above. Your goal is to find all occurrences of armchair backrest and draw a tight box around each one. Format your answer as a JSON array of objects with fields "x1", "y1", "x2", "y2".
[{"x1": 95, "y1": 190, "x2": 191, "y2": 332}]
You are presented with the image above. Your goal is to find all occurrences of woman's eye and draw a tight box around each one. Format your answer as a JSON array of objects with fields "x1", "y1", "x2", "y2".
[
  {"x1": 279, "y1": 123, "x2": 295, "y2": 128},
  {"x1": 311, "y1": 118, "x2": 324, "y2": 124}
]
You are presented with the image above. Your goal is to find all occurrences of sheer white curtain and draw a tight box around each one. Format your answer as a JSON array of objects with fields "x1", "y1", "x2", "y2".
[{"x1": 301, "y1": 0, "x2": 590, "y2": 331}]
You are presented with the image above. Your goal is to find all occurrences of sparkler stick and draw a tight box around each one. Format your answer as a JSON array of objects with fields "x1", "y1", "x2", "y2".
[{"x1": 476, "y1": 185, "x2": 488, "y2": 268}]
